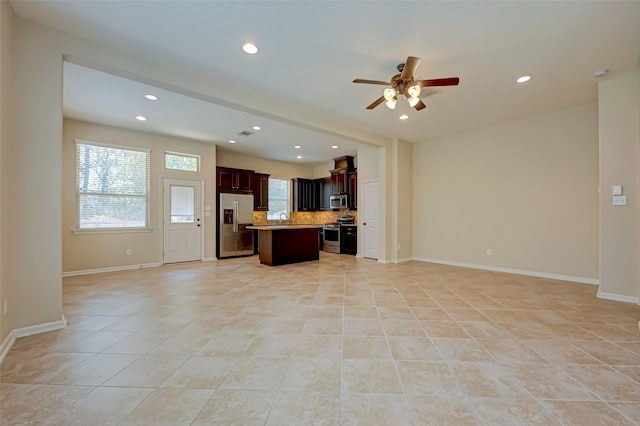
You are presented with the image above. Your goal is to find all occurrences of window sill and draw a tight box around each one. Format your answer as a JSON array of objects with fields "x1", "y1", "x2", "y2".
[{"x1": 72, "y1": 227, "x2": 153, "y2": 235}]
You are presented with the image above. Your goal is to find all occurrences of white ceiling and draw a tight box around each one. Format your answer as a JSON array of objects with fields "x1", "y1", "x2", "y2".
[{"x1": 11, "y1": 1, "x2": 640, "y2": 165}]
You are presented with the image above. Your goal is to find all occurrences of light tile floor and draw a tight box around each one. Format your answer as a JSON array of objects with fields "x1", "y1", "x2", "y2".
[{"x1": 2, "y1": 254, "x2": 640, "y2": 425}]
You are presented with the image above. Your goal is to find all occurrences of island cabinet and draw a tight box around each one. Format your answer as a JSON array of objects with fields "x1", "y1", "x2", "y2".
[
  {"x1": 217, "y1": 166, "x2": 253, "y2": 192},
  {"x1": 248, "y1": 225, "x2": 322, "y2": 266},
  {"x1": 252, "y1": 173, "x2": 270, "y2": 211},
  {"x1": 341, "y1": 225, "x2": 357, "y2": 255}
]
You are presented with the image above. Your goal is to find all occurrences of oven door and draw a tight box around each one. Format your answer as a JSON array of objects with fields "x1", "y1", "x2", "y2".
[{"x1": 322, "y1": 227, "x2": 340, "y2": 253}]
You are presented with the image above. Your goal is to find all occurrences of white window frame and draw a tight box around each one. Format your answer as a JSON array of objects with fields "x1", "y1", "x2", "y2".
[
  {"x1": 74, "y1": 139, "x2": 150, "y2": 233},
  {"x1": 164, "y1": 151, "x2": 200, "y2": 172},
  {"x1": 267, "y1": 178, "x2": 290, "y2": 221}
]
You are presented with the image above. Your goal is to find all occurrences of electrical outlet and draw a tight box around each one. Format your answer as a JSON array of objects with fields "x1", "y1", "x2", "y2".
[
  {"x1": 486, "y1": 248, "x2": 492, "y2": 256},
  {"x1": 126, "y1": 249, "x2": 132, "y2": 256}
]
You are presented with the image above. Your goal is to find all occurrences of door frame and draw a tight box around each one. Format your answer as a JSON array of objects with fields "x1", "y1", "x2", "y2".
[
  {"x1": 162, "y1": 177, "x2": 205, "y2": 264},
  {"x1": 361, "y1": 179, "x2": 380, "y2": 260}
]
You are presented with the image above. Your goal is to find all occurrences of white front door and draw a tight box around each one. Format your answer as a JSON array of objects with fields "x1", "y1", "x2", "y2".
[
  {"x1": 362, "y1": 181, "x2": 379, "y2": 260},
  {"x1": 163, "y1": 179, "x2": 202, "y2": 264}
]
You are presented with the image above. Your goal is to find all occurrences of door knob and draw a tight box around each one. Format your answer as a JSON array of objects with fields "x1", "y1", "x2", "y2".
[{"x1": 363, "y1": 222, "x2": 367, "y2": 225}]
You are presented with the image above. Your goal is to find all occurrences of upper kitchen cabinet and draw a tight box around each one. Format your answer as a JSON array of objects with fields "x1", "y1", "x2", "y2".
[
  {"x1": 330, "y1": 155, "x2": 357, "y2": 209},
  {"x1": 292, "y1": 178, "x2": 320, "y2": 212},
  {"x1": 348, "y1": 171, "x2": 357, "y2": 210},
  {"x1": 252, "y1": 173, "x2": 270, "y2": 211},
  {"x1": 330, "y1": 168, "x2": 348, "y2": 194},
  {"x1": 217, "y1": 166, "x2": 253, "y2": 192},
  {"x1": 319, "y1": 176, "x2": 333, "y2": 210}
]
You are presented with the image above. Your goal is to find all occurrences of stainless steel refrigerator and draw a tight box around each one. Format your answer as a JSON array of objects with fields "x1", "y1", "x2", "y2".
[{"x1": 219, "y1": 193, "x2": 254, "y2": 258}]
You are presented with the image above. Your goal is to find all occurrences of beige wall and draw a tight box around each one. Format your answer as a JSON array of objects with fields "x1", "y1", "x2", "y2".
[
  {"x1": 598, "y1": 71, "x2": 639, "y2": 300},
  {"x1": 11, "y1": 16, "x2": 65, "y2": 329},
  {"x1": 397, "y1": 140, "x2": 413, "y2": 261},
  {"x1": 63, "y1": 119, "x2": 217, "y2": 273},
  {"x1": 413, "y1": 103, "x2": 599, "y2": 281},
  {"x1": 0, "y1": 0, "x2": 14, "y2": 344},
  {"x1": 217, "y1": 148, "x2": 315, "y2": 180}
]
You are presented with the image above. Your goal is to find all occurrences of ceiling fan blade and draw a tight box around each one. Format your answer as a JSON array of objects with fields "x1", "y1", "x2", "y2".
[
  {"x1": 417, "y1": 77, "x2": 460, "y2": 87},
  {"x1": 353, "y1": 79, "x2": 391, "y2": 85},
  {"x1": 400, "y1": 56, "x2": 421, "y2": 80},
  {"x1": 414, "y1": 100, "x2": 427, "y2": 111},
  {"x1": 366, "y1": 96, "x2": 385, "y2": 110}
]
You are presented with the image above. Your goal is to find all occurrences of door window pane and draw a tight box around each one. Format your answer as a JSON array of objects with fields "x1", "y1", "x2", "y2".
[{"x1": 170, "y1": 185, "x2": 195, "y2": 223}]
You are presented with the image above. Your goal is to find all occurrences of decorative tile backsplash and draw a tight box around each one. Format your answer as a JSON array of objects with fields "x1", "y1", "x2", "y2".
[{"x1": 252, "y1": 210, "x2": 357, "y2": 225}]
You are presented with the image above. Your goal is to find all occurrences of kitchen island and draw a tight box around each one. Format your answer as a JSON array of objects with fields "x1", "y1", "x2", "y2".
[{"x1": 247, "y1": 224, "x2": 323, "y2": 266}]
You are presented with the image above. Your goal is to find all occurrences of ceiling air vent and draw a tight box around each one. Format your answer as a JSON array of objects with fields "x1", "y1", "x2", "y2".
[{"x1": 238, "y1": 130, "x2": 254, "y2": 137}]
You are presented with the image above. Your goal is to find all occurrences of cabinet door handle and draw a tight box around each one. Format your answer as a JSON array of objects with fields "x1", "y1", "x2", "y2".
[{"x1": 363, "y1": 222, "x2": 367, "y2": 226}]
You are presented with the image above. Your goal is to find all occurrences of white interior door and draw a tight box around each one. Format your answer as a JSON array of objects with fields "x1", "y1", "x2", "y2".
[
  {"x1": 164, "y1": 179, "x2": 202, "y2": 264},
  {"x1": 362, "y1": 181, "x2": 379, "y2": 259}
]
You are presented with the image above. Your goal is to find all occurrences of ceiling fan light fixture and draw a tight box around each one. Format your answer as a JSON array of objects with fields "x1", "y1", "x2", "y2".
[
  {"x1": 407, "y1": 84, "x2": 421, "y2": 98},
  {"x1": 383, "y1": 87, "x2": 397, "y2": 101},
  {"x1": 399, "y1": 114, "x2": 409, "y2": 120},
  {"x1": 408, "y1": 96, "x2": 420, "y2": 107},
  {"x1": 385, "y1": 98, "x2": 397, "y2": 110}
]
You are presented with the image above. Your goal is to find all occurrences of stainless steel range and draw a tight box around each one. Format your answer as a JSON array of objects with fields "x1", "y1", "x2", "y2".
[
  {"x1": 322, "y1": 223, "x2": 341, "y2": 253},
  {"x1": 322, "y1": 213, "x2": 355, "y2": 254}
]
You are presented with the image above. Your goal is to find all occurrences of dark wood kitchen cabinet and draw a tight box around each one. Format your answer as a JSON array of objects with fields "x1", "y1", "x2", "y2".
[
  {"x1": 292, "y1": 178, "x2": 320, "y2": 212},
  {"x1": 341, "y1": 225, "x2": 357, "y2": 255},
  {"x1": 252, "y1": 173, "x2": 270, "y2": 211},
  {"x1": 348, "y1": 171, "x2": 357, "y2": 209},
  {"x1": 217, "y1": 166, "x2": 253, "y2": 191},
  {"x1": 319, "y1": 176, "x2": 333, "y2": 210},
  {"x1": 330, "y1": 168, "x2": 348, "y2": 194}
]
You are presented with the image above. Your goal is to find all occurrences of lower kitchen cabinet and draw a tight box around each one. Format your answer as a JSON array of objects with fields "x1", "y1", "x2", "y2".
[{"x1": 341, "y1": 225, "x2": 357, "y2": 255}]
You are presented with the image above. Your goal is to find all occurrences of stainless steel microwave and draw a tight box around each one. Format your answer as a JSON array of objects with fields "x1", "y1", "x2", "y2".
[{"x1": 330, "y1": 193, "x2": 348, "y2": 209}]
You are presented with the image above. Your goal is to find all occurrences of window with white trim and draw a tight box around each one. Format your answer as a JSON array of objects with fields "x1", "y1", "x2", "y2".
[
  {"x1": 164, "y1": 151, "x2": 200, "y2": 172},
  {"x1": 76, "y1": 140, "x2": 150, "y2": 230},
  {"x1": 267, "y1": 178, "x2": 290, "y2": 220}
]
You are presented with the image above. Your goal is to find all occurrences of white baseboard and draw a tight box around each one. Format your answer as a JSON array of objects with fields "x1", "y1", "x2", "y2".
[
  {"x1": 413, "y1": 257, "x2": 600, "y2": 286},
  {"x1": 13, "y1": 315, "x2": 67, "y2": 338},
  {"x1": 62, "y1": 263, "x2": 162, "y2": 277},
  {"x1": 202, "y1": 257, "x2": 217, "y2": 262},
  {"x1": 0, "y1": 330, "x2": 16, "y2": 365},
  {"x1": 597, "y1": 290, "x2": 640, "y2": 304},
  {"x1": 0, "y1": 315, "x2": 67, "y2": 365}
]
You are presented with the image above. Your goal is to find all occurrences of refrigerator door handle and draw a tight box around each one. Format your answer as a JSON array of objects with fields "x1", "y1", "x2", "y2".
[{"x1": 233, "y1": 201, "x2": 238, "y2": 233}]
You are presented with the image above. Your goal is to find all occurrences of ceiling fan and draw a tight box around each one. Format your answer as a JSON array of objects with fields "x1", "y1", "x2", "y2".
[{"x1": 353, "y1": 56, "x2": 459, "y2": 111}]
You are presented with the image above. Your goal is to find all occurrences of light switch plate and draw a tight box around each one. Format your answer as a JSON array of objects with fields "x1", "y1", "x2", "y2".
[
  {"x1": 612, "y1": 185, "x2": 623, "y2": 196},
  {"x1": 613, "y1": 195, "x2": 627, "y2": 206}
]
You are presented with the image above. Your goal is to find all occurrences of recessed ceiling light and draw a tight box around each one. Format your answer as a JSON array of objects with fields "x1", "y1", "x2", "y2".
[
  {"x1": 228, "y1": 140, "x2": 236, "y2": 144},
  {"x1": 516, "y1": 75, "x2": 531, "y2": 83},
  {"x1": 399, "y1": 114, "x2": 409, "y2": 120},
  {"x1": 331, "y1": 145, "x2": 338, "y2": 149},
  {"x1": 242, "y1": 42, "x2": 258, "y2": 54},
  {"x1": 294, "y1": 145, "x2": 301, "y2": 149},
  {"x1": 252, "y1": 126, "x2": 261, "y2": 130},
  {"x1": 145, "y1": 94, "x2": 158, "y2": 101},
  {"x1": 135, "y1": 115, "x2": 147, "y2": 121},
  {"x1": 296, "y1": 155, "x2": 302, "y2": 159}
]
